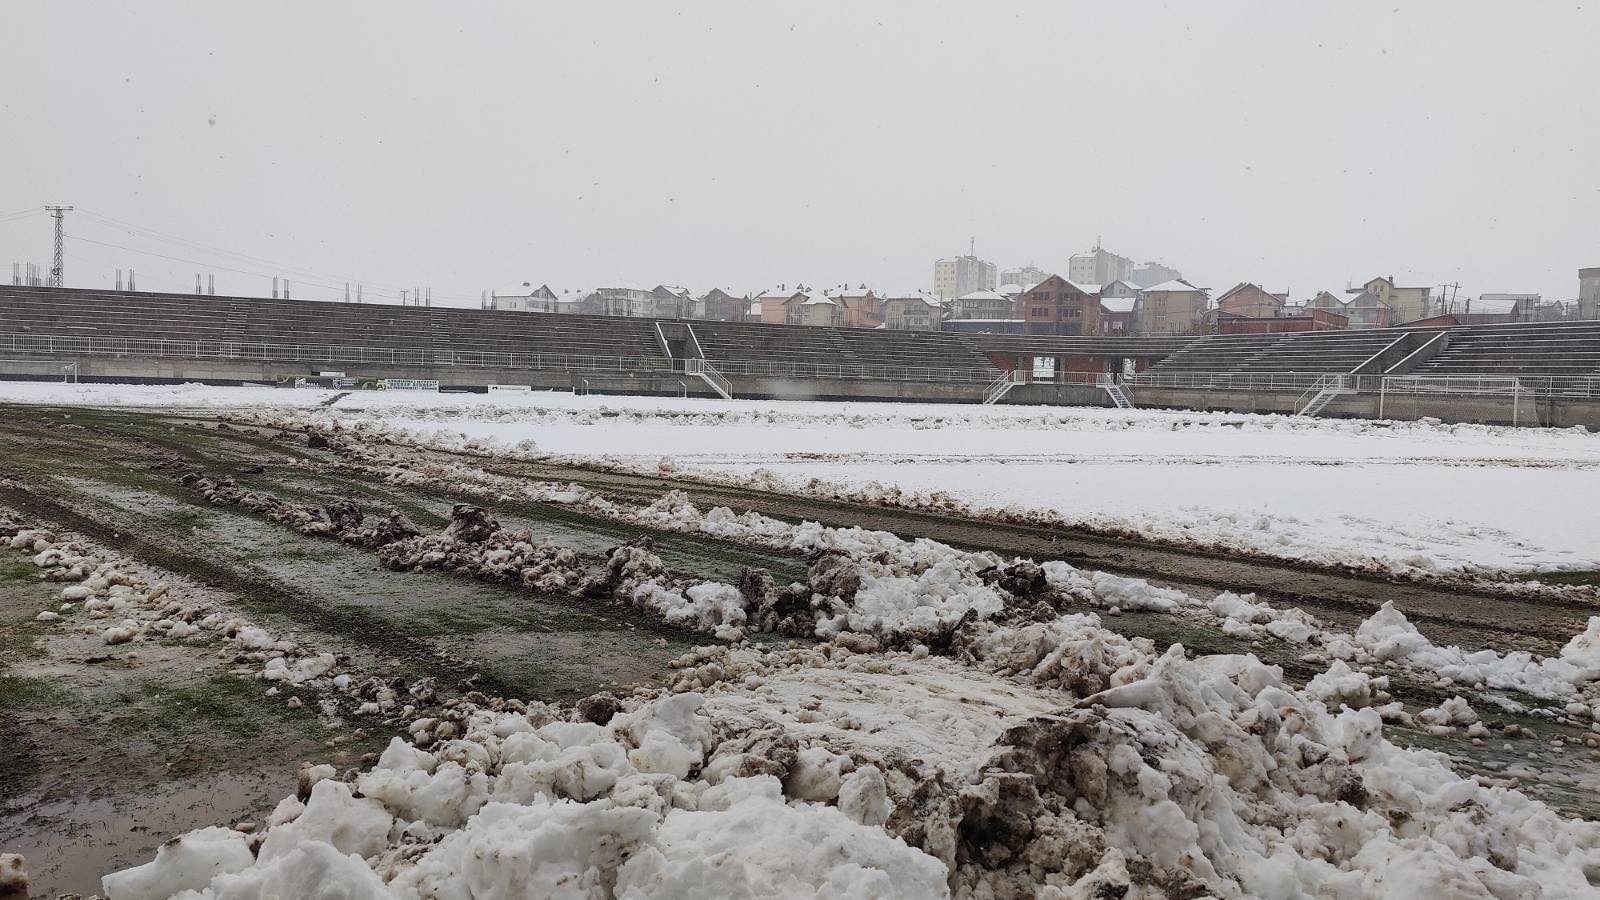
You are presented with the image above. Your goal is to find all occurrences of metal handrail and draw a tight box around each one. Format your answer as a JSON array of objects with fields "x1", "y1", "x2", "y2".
[
  {"x1": 0, "y1": 332, "x2": 1001, "y2": 384},
  {"x1": 1125, "y1": 370, "x2": 1600, "y2": 399}
]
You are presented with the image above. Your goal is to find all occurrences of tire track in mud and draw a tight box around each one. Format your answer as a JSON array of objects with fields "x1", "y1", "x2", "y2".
[
  {"x1": 0, "y1": 480, "x2": 521, "y2": 698},
  {"x1": 464, "y1": 456, "x2": 1596, "y2": 654}
]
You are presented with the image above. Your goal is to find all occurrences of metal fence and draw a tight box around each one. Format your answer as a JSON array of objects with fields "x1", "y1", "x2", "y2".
[
  {"x1": 704, "y1": 357, "x2": 996, "y2": 383},
  {"x1": 0, "y1": 332, "x2": 999, "y2": 384},
  {"x1": 1123, "y1": 370, "x2": 1600, "y2": 399},
  {"x1": 0, "y1": 333, "x2": 676, "y2": 374}
]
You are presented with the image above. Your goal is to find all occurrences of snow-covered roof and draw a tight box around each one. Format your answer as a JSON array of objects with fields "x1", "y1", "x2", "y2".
[
  {"x1": 886, "y1": 294, "x2": 941, "y2": 308},
  {"x1": 1075, "y1": 283, "x2": 1102, "y2": 295},
  {"x1": 956, "y1": 290, "x2": 1008, "y2": 302},
  {"x1": 949, "y1": 317, "x2": 1025, "y2": 323},
  {"x1": 594, "y1": 282, "x2": 651, "y2": 293},
  {"x1": 1144, "y1": 279, "x2": 1201, "y2": 293},
  {"x1": 491, "y1": 287, "x2": 534, "y2": 298},
  {"x1": 1100, "y1": 297, "x2": 1137, "y2": 313},
  {"x1": 758, "y1": 288, "x2": 801, "y2": 299},
  {"x1": 703, "y1": 287, "x2": 746, "y2": 299},
  {"x1": 996, "y1": 283, "x2": 1024, "y2": 295}
]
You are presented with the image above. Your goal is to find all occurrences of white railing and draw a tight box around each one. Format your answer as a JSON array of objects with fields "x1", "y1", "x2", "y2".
[
  {"x1": 0, "y1": 332, "x2": 675, "y2": 374},
  {"x1": 983, "y1": 370, "x2": 1026, "y2": 404},
  {"x1": 1097, "y1": 373, "x2": 1134, "y2": 409},
  {"x1": 700, "y1": 357, "x2": 998, "y2": 383},
  {"x1": 1295, "y1": 374, "x2": 1352, "y2": 416},
  {"x1": 683, "y1": 358, "x2": 733, "y2": 400},
  {"x1": 1127, "y1": 370, "x2": 1600, "y2": 399},
  {"x1": 0, "y1": 332, "x2": 1000, "y2": 384}
]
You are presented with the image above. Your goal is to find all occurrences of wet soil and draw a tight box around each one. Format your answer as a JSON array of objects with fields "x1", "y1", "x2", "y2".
[{"x1": 1, "y1": 403, "x2": 1597, "y2": 894}]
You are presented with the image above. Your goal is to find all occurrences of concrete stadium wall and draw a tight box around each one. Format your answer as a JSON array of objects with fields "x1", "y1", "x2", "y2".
[{"x1": 3, "y1": 350, "x2": 1594, "y2": 428}]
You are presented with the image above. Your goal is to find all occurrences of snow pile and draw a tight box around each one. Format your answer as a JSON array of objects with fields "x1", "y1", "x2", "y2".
[
  {"x1": 377, "y1": 505, "x2": 585, "y2": 593},
  {"x1": 1354, "y1": 601, "x2": 1600, "y2": 699},
  {"x1": 105, "y1": 692, "x2": 949, "y2": 900},
  {"x1": 118, "y1": 619, "x2": 1600, "y2": 898}
]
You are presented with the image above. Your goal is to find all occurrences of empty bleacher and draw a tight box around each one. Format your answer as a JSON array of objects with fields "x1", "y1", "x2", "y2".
[
  {"x1": 1411, "y1": 321, "x2": 1600, "y2": 378},
  {"x1": 1148, "y1": 330, "x2": 1409, "y2": 377},
  {"x1": 0, "y1": 286, "x2": 1000, "y2": 383},
  {"x1": 686, "y1": 319, "x2": 1000, "y2": 382},
  {"x1": 0, "y1": 286, "x2": 670, "y2": 369}
]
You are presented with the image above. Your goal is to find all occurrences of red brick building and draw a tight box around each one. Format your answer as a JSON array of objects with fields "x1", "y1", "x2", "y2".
[
  {"x1": 1018, "y1": 274, "x2": 1101, "y2": 336},
  {"x1": 1217, "y1": 308, "x2": 1347, "y2": 334}
]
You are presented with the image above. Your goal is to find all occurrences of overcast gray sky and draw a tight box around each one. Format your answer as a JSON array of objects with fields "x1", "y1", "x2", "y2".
[{"x1": 2, "y1": 2, "x2": 1596, "y2": 307}]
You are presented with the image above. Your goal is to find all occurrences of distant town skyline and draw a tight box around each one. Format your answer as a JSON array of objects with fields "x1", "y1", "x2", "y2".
[{"x1": 2, "y1": 2, "x2": 1595, "y2": 307}]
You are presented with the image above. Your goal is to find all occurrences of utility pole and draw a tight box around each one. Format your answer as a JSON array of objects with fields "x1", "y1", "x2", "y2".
[
  {"x1": 116, "y1": 269, "x2": 123, "y2": 291},
  {"x1": 196, "y1": 274, "x2": 203, "y2": 295},
  {"x1": 208, "y1": 274, "x2": 215, "y2": 296},
  {"x1": 11, "y1": 263, "x2": 18, "y2": 286},
  {"x1": 272, "y1": 276, "x2": 279, "y2": 299},
  {"x1": 129, "y1": 270, "x2": 136, "y2": 291},
  {"x1": 45, "y1": 206, "x2": 72, "y2": 287},
  {"x1": 344, "y1": 282, "x2": 351, "y2": 303},
  {"x1": 356, "y1": 284, "x2": 363, "y2": 304}
]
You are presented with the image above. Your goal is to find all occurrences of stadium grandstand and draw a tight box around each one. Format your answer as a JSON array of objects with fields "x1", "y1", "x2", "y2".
[{"x1": 2, "y1": 285, "x2": 1598, "y2": 426}]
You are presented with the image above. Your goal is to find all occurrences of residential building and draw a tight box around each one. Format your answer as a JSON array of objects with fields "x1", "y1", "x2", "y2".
[
  {"x1": 1217, "y1": 308, "x2": 1347, "y2": 334},
  {"x1": 756, "y1": 286, "x2": 805, "y2": 324},
  {"x1": 1068, "y1": 243, "x2": 1135, "y2": 286},
  {"x1": 951, "y1": 289, "x2": 1015, "y2": 320},
  {"x1": 933, "y1": 254, "x2": 998, "y2": 300},
  {"x1": 1351, "y1": 276, "x2": 1432, "y2": 324},
  {"x1": 1100, "y1": 279, "x2": 1141, "y2": 300},
  {"x1": 1020, "y1": 275, "x2": 1100, "y2": 336},
  {"x1": 1308, "y1": 289, "x2": 1392, "y2": 329},
  {"x1": 880, "y1": 291, "x2": 942, "y2": 331},
  {"x1": 651, "y1": 285, "x2": 694, "y2": 319},
  {"x1": 1129, "y1": 261, "x2": 1183, "y2": 288},
  {"x1": 1000, "y1": 265, "x2": 1049, "y2": 291},
  {"x1": 1134, "y1": 279, "x2": 1208, "y2": 335},
  {"x1": 1100, "y1": 297, "x2": 1136, "y2": 334},
  {"x1": 700, "y1": 288, "x2": 749, "y2": 323},
  {"x1": 1214, "y1": 283, "x2": 1287, "y2": 318},
  {"x1": 1580, "y1": 268, "x2": 1600, "y2": 319},
  {"x1": 784, "y1": 290, "x2": 841, "y2": 327},
  {"x1": 829, "y1": 286, "x2": 882, "y2": 328},
  {"x1": 489, "y1": 283, "x2": 559, "y2": 312},
  {"x1": 583, "y1": 284, "x2": 656, "y2": 317}
]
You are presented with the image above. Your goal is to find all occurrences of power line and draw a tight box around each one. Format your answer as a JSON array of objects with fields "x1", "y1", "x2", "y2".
[
  {"x1": 65, "y1": 232, "x2": 403, "y2": 301},
  {"x1": 72, "y1": 208, "x2": 426, "y2": 297}
]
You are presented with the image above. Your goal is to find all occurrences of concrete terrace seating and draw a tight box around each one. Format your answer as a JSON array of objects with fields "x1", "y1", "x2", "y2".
[
  {"x1": 1145, "y1": 320, "x2": 1600, "y2": 384},
  {"x1": 687, "y1": 319, "x2": 1000, "y2": 381},
  {"x1": 1413, "y1": 322, "x2": 1600, "y2": 378},
  {"x1": 0, "y1": 286, "x2": 1001, "y2": 383},
  {"x1": 0, "y1": 287, "x2": 667, "y2": 364}
]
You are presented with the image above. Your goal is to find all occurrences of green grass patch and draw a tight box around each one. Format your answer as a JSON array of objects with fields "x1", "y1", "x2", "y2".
[
  {"x1": 0, "y1": 556, "x2": 40, "y2": 583},
  {"x1": 114, "y1": 674, "x2": 328, "y2": 743},
  {"x1": 0, "y1": 673, "x2": 74, "y2": 708},
  {"x1": 1516, "y1": 570, "x2": 1600, "y2": 588}
]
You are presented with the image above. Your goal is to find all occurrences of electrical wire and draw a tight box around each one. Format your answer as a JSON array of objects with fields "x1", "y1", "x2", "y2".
[{"x1": 70, "y1": 208, "x2": 482, "y2": 304}]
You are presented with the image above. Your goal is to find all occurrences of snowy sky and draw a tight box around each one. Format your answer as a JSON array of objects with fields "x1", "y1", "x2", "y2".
[{"x1": 1, "y1": 2, "x2": 1596, "y2": 306}]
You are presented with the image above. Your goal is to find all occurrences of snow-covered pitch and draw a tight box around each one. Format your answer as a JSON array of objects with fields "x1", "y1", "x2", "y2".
[{"x1": 24, "y1": 381, "x2": 1586, "y2": 578}]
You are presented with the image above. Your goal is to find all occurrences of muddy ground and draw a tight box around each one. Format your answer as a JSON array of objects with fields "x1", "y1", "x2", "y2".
[{"x1": 1, "y1": 403, "x2": 1597, "y2": 896}]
